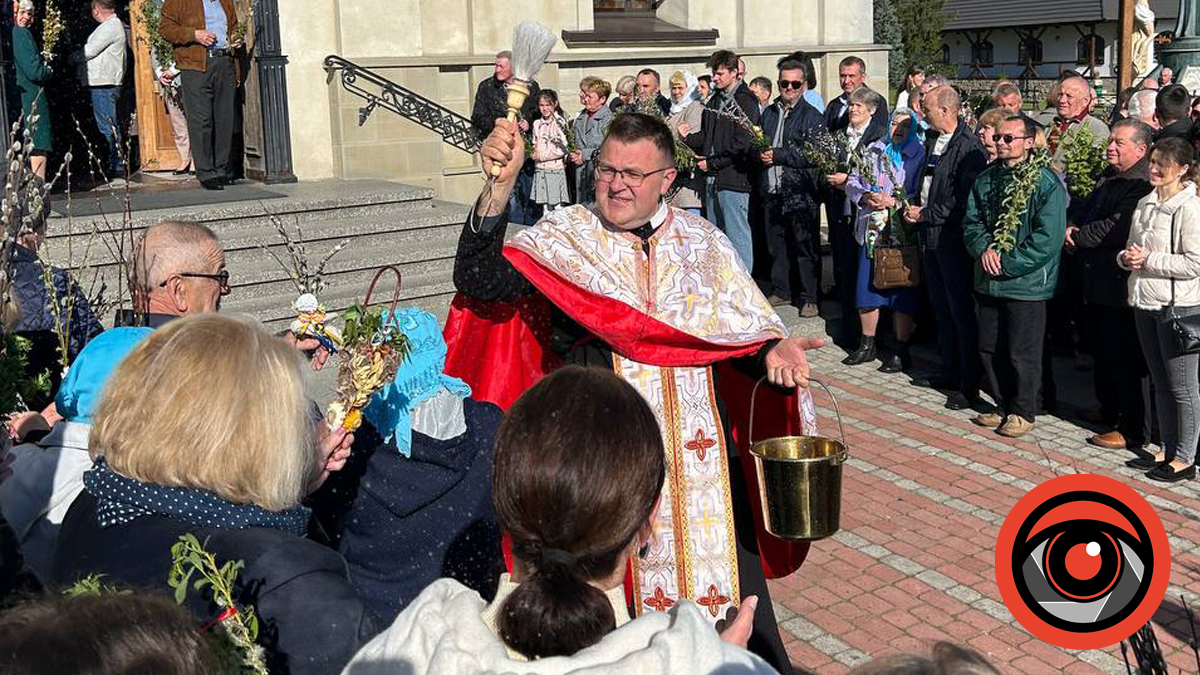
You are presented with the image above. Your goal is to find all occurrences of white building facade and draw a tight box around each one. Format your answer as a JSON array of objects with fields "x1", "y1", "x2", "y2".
[{"x1": 276, "y1": 0, "x2": 887, "y2": 201}]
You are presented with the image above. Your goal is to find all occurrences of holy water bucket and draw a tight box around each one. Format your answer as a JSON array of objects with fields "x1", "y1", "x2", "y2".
[{"x1": 748, "y1": 377, "x2": 849, "y2": 541}]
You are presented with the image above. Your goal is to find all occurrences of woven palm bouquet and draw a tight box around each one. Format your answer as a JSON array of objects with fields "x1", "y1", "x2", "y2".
[{"x1": 325, "y1": 267, "x2": 411, "y2": 432}]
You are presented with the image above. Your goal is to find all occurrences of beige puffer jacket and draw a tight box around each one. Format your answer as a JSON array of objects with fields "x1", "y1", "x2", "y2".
[{"x1": 1121, "y1": 182, "x2": 1200, "y2": 310}]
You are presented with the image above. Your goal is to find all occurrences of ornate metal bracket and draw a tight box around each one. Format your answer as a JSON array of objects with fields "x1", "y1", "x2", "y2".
[{"x1": 323, "y1": 55, "x2": 481, "y2": 153}]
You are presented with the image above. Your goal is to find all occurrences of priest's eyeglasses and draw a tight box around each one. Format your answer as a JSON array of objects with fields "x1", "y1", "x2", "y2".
[{"x1": 595, "y1": 163, "x2": 673, "y2": 188}]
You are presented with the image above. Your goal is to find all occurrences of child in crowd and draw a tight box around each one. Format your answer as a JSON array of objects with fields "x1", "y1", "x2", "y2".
[{"x1": 530, "y1": 90, "x2": 571, "y2": 211}]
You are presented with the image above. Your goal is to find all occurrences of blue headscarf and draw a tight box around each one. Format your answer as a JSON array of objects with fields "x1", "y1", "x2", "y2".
[
  {"x1": 363, "y1": 308, "x2": 472, "y2": 457},
  {"x1": 883, "y1": 110, "x2": 922, "y2": 172}
]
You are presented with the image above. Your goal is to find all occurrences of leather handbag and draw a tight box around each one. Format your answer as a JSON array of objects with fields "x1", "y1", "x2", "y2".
[
  {"x1": 1159, "y1": 211, "x2": 1200, "y2": 355},
  {"x1": 872, "y1": 245, "x2": 922, "y2": 289}
]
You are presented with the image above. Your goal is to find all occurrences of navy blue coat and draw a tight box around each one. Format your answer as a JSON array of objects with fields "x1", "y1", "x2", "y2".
[
  {"x1": 11, "y1": 244, "x2": 103, "y2": 407},
  {"x1": 315, "y1": 398, "x2": 505, "y2": 623},
  {"x1": 53, "y1": 492, "x2": 379, "y2": 675},
  {"x1": 758, "y1": 97, "x2": 827, "y2": 212}
]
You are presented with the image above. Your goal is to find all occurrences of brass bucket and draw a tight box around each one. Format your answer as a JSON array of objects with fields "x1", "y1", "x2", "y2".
[{"x1": 748, "y1": 377, "x2": 848, "y2": 541}]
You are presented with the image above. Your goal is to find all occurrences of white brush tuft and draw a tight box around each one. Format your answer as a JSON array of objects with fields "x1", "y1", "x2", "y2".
[{"x1": 509, "y1": 22, "x2": 556, "y2": 83}]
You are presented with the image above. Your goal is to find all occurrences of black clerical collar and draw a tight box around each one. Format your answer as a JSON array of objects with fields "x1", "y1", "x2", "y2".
[{"x1": 629, "y1": 201, "x2": 670, "y2": 241}]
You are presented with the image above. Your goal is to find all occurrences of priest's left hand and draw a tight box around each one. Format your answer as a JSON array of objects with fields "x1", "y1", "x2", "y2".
[{"x1": 765, "y1": 336, "x2": 825, "y2": 388}]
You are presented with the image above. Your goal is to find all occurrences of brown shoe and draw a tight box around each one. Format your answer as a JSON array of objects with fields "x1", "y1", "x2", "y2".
[
  {"x1": 1087, "y1": 431, "x2": 1127, "y2": 450},
  {"x1": 971, "y1": 412, "x2": 1003, "y2": 428},
  {"x1": 800, "y1": 303, "x2": 820, "y2": 318},
  {"x1": 997, "y1": 414, "x2": 1035, "y2": 438}
]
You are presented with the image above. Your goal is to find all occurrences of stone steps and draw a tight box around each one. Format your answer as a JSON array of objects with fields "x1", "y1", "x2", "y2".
[{"x1": 40, "y1": 179, "x2": 470, "y2": 328}]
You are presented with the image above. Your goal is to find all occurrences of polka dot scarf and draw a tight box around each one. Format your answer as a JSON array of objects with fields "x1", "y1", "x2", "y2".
[{"x1": 83, "y1": 458, "x2": 311, "y2": 535}]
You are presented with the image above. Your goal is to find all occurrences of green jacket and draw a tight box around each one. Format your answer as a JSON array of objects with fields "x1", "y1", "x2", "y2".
[{"x1": 962, "y1": 161, "x2": 1067, "y2": 301}]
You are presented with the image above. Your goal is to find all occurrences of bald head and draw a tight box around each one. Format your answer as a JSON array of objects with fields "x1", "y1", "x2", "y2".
[
  {"x1": 927, "y1": 85, "x2": 961, "y2": 112},
  {"x1": 132, "y1": 221, "x2": 226, "y2": 316},
  {"x1": 133, "y1": 221, "x2": 220, "y2": 292},
  {"x1": 922, "y1": 85, "x2": 962, "y2": 134},
  {"x1": 1057, "y1": 76, "x2": 1093, "y2": 119}
]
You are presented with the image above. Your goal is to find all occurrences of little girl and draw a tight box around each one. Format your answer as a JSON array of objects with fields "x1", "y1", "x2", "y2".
[{"x1": 530, "y1": 90, "x2": 571, "y2": 210}]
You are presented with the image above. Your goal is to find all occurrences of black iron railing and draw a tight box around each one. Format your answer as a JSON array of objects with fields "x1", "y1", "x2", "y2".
[{"x1": 323, "y1": 55, "x2": 481, "y2": 153}]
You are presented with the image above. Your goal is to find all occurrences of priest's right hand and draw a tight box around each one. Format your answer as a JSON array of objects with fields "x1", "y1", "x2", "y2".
[{"x1": 481, "y1": 119, "x2": 525, "y2": 187}]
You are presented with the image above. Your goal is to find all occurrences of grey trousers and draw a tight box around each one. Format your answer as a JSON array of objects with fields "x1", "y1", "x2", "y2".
[
  {"x1": 179, "y1": 54, "x2": 235, "y2": 182},
  {"x1": 1134, "y1": 307, "x2": 1200, "y2": 464}
]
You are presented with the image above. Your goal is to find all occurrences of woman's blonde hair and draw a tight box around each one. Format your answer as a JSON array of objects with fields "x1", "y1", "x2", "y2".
[
  {"x1": 1033, "y1": 126, "x2": 1048, "y2": 150},
  {"x1": 580, "y1": 76, "x2": 612, "y2": 100},
  {"x1": 976, "y1": 107, "x2": 1007, "y2": 133},
  {"x1": 89, "y1": 314, "x2": 315, "y2": 511}
]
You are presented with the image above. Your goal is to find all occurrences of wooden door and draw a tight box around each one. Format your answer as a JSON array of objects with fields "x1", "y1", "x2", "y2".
[{"x1": 130, "y1": 0, "x2": 183, "y2": 171}]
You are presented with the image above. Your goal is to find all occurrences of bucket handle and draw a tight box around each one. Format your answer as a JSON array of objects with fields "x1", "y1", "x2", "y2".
[{"x1": 748, "y1": 377, "x2": 849, "y2": 459}]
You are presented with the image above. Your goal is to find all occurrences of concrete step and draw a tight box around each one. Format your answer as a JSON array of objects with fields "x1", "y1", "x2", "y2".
[
  {"x1": 44, "y1": 180, "x2": 443, "y2": 237},
  {"x1": 40, "y1": 179, "x2": 469, "y2": 328},
  {"x1": 222, "y1": 269, "x2": 457, "y2": 326},
  {"x1": 42, "y1": 203, "x2": 467, "y2": 280}
]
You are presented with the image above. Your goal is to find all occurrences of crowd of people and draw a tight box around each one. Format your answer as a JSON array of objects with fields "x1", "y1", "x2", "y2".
[
  {"x1": 0, "y1": 218, "x2": 1001, "y2": 674},
  {"x1": 1, "y1": 40, "x2": 1199, "y2": 675},
  {"x1": 13, "y1": 0, "x2": 243, "y2": 189},
  {"x1": 475, "y1": 46, "x2": 1200, "y2": 482}
]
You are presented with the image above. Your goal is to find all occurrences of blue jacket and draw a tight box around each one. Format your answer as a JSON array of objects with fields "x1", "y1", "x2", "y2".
[
  {"x1": 11, "y1": 244, "x2": 104, "y2": 407},
  {"x1": 315, "y1": 398, "x2": 504, "y2": 623}
]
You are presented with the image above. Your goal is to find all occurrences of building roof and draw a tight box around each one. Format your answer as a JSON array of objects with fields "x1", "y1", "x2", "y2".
[{"x1": 943, "y1": 0, "x2": 1178, "y2": 31}]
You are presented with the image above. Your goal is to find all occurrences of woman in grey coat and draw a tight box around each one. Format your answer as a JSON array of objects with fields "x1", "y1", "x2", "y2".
[{"x1": 570, "y1": 77, "x2": 614, "y2": 204}]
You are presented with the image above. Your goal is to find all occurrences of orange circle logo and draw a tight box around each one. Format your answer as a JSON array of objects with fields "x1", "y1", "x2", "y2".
[{"x1": 994, "y1": 474, "x2": 1171, "y2": 649}]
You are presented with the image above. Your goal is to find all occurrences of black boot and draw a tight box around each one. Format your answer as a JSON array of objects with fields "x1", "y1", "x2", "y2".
[
  {"x1": 842, "y1": 336, "x2": 877, "y2": 366},
  {"x1": 878, "y1": 340, "x2": 911, "y2": 373}
]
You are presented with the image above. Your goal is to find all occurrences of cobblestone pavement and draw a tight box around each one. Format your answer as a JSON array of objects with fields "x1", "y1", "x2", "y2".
[{"x1": 767, "y1": 311, "x2": 1200, "y2": 675}]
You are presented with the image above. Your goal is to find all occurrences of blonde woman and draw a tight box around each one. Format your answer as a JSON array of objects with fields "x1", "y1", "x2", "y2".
[
  {"x1": 666, "y1": 70, "x2": 704, "y2": 214},
  {"x1": 52, "y1": 314, "x2": 377, "y2": 675},
  {"x1": 976, "y1": 108, "x2": 1008, "y2": 164},
  {"x1": 611, "y1": 74, "x2": 636, "y2": 113}
]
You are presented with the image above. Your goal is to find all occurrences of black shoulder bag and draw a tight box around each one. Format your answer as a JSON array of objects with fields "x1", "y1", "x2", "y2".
[{"x1": 1160, "y1": 210, "x2": 1200, "y2": 354}]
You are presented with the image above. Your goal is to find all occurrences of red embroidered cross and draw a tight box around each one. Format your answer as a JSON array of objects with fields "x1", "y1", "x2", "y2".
[
  {"x1": 643, "y1": 586, "x2": 676, "y2": 612},
  {"x1": 685, "y1": 429, "x2": 716, "y2": 461},
  {"x1": 696, "y1": 584, "x2": 731, "y2": 618}
]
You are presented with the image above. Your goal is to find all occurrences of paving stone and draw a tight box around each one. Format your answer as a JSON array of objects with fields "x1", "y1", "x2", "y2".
[{"x1": 768, "y1": 312, "x2": 1200, "y2": 673}]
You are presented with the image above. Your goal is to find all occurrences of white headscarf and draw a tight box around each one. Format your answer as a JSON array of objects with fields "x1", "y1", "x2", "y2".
[{"x1": 669, "y1": 70, "x2": 700, "y2": 116}]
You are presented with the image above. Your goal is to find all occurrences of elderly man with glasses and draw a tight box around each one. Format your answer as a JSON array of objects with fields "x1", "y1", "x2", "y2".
[
  {"x1": 122, "y1": 220, "x2": 328, "y2": 369},
  {"x1": 962, "y1": 116, "x2": 1067, "y2": 438},
  {"x1": 446, "y1": 112, "x2": 824, "y2": 674},
  {"x1": 125, "y1": 220, "x2": 229, "y2": 326}
]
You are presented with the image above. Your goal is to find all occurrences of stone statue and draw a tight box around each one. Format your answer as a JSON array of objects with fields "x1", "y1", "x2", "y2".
[{"x1": 1133, "y1": 0, "x2": 1157, "y2": 77}]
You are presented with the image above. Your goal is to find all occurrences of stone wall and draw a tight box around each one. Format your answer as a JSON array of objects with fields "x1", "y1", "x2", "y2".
[{"x1": 280, "y1": 0, "x2": 887, "y2": 198}]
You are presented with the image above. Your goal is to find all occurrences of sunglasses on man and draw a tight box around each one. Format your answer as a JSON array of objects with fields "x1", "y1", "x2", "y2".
[
  {"x1": 777, "y1": 79, "x2": 805, "y2": 91},
  {"x1": 993, "y1": 133, "x2": 1030, "y2": 144}
]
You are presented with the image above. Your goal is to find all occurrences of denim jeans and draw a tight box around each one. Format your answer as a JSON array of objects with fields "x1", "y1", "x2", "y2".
[
  {"x1": 1134, "y1": 307, "x2": 1200, "y2": 463},
  {"x1": 708, "y1": 186, "x2": 753, "y2": 270},
  {"x1": 90, "y1": 86, "x2": 122, "y2": 177}
]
